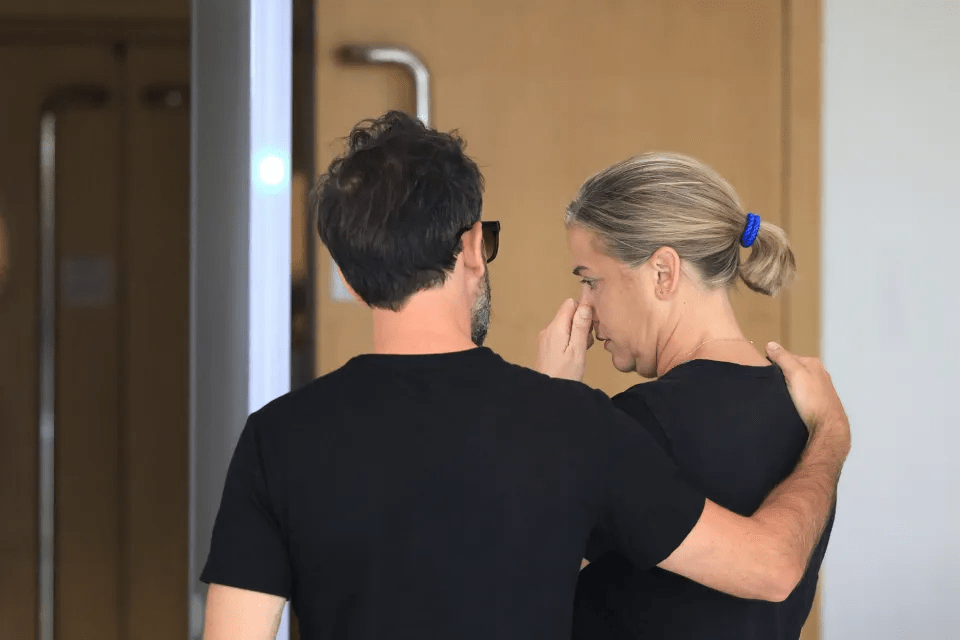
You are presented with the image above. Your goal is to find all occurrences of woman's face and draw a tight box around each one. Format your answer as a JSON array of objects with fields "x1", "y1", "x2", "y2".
[{"x1": 567, "y1": 225, "x2": 667, "y2": 378}]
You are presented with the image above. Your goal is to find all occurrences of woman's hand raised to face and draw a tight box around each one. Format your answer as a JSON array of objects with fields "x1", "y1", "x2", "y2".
[{"x1": 536, "y1": 298, "x2": 595, "y2": 381}]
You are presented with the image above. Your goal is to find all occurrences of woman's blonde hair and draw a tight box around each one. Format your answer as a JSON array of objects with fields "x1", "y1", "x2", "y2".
[{"x1": 566, "y1": 152, "x2": 795, "y2": 296}]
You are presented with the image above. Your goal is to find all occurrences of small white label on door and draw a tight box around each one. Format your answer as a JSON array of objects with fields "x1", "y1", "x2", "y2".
[{"x1": 60, "y1": 256, "x2": 115, "y2": 308}]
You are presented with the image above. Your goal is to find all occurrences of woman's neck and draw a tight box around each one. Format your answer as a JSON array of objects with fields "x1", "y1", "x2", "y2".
[{"x1": 655, "y1": 289, "x2": 768, "y2": 377}]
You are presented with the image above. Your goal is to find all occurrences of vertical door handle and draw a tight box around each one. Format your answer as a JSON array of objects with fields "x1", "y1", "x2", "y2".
[
  {"x1": 334, "y1": 44, "x2": 432, "y2": 127},
  {"x1": 38, "y1": 85, "x2": 110, "y2": 640}
]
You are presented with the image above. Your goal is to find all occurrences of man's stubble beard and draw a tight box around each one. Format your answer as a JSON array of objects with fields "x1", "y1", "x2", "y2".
[{"x1": 470, "y1": 268, "x2": 492, "y2": 347}]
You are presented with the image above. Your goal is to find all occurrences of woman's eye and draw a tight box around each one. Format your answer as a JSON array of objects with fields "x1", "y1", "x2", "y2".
[{"x1": 580, "y1": 279, "x2": 595, "y2": 289}]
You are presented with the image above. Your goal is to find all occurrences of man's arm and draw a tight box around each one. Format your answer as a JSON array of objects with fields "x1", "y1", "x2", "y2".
[
  {"x1": 660, "y1": 419, "x2": 844, "y2": 601},
  {"x1": 659, "y1": 343, "x2": 848, "y2": 601},
  {"x1": 199, "y1": 414, "x2": 295, "y2": 637},
  {"x1": 203, "y1": 584, "x2": 286, "y2": 640}
]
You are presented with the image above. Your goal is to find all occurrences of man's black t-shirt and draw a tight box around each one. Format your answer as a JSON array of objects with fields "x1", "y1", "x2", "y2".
[
  {"x1": 200, "y1": 348, "x2": 705, "y2": 640},
  {"x1": 572, "y1": 360, "x2": 835, "y2": 640}
]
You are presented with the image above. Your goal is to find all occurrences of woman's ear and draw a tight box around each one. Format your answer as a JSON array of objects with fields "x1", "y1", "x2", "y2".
[{"x1": 651, "y1": 246, "x2": 681, "y2": 299}]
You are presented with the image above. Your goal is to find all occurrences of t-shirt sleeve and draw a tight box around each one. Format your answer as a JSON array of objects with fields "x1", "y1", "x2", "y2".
[
  {"x1": 583, "y1": 515, "x2": 619, "y2": 563},
  {"x1": 199, "y1": 413, "x2": 292, "y2": 598},
  {"x1": 612, "y1": 390, "x2": 673, "y2": 455},
  {"x1": 596, "y1": 392, "x2": 706, "y2": 569}
]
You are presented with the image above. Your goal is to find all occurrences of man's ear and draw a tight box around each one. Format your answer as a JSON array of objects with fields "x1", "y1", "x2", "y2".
[
  {"x1": 460, "y1": 221, "x2": 486, "y2": 277},
  {"x1": 336, "y1": 266, "x2": 365, "y2": 305},
  {"x1": 650, "y1": 246, "x2": 681, "y2": 299}
]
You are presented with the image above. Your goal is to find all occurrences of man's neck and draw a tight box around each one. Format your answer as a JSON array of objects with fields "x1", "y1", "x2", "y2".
[{"x1": 371, "y1": 289, "x2": 476, "y2": 355}]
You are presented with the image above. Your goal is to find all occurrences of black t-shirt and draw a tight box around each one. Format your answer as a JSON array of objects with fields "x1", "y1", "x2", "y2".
[
  {"x1": 200, "y1": 347, "x2": 705, "y2": 640},
  {"x1": 572, "y1": 360, "x2": 835, "y2": 640}
]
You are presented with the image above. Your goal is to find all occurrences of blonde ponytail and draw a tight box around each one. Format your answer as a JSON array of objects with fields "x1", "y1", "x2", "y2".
[{"x1": 738, "y1": 220, "x2": 795, "y2": 296}]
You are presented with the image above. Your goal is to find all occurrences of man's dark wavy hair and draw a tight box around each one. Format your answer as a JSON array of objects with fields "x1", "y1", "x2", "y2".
[{"x1": 313, "y1": 111, "x2": 484, "y2": 311}]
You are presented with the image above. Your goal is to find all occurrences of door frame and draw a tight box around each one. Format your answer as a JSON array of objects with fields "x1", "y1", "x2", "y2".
[{"x1": 783, "y1": 1, "x2": 823, "y2": 638}]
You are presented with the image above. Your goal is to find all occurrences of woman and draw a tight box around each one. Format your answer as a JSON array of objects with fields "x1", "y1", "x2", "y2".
[{"x1": 541, "y1": 152, "x2": 834, "y2": 639}]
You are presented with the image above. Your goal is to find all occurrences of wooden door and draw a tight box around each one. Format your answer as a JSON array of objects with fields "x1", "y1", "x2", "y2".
[
  {"x1": 315, "y1": 0, "x2": 788, "y2": 392},
  {"x1": 0, "y1": 42, "x2": 123, "y2": 640},
  {"x1": 310, "y1": 0, "x2": 821, "y2": 637},
  {"x1": 0, "y1": 31, "x2": 190, "y2": 640},
  {"x1": 122, "y1": 41, "x2": 191, "y2": 640}
]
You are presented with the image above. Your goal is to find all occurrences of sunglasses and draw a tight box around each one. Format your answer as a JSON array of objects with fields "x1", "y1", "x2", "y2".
[{"x1": 454, "y1": 220, "x2": 501, "y2": 263}]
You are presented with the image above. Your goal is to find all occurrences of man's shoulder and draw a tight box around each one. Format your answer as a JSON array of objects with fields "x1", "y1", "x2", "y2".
[
  {"x1": 612, "y1": 381, "x2": 652, "y2": 402},
  {"x1": 490, "y1": 355, "x2": 613, "y2": 406},
  {"x1": 248, "y1": 364, "x2": 356, "y2": 431},
  {"x1": 249, "y1": 352, "x2": 617, "y2": 433},
  {"x1": 611, "y1": 379, "x2": 671, "y2": 413}
]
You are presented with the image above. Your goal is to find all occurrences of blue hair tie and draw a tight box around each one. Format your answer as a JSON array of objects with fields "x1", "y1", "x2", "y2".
[{"x1": 741, "y1": 212, "x2": 761, "y2": 248}]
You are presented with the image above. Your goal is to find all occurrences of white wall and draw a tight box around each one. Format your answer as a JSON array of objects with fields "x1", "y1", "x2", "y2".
[{"x1": 822, "y1": 1, "x2": 960, "y2": 638}]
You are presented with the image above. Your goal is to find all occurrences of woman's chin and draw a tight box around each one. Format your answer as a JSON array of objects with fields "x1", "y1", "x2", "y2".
[{"x1": 610, "y1": 352, "x2": 636, "y2": 374}]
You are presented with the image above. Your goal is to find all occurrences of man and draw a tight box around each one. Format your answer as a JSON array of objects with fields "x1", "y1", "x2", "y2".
[{"x1": 200, "y1": 111, "x2": 848, "y2": 640}]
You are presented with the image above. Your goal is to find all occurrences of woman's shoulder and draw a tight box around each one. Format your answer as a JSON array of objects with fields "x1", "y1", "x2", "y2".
[{"x1": 620, "y1": 361, "x2": 788, "y2": 414}]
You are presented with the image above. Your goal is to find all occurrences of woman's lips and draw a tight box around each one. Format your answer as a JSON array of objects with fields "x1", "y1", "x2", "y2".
[{"x1": 594, "y1": 329, "x2": 612, "y2": 351}]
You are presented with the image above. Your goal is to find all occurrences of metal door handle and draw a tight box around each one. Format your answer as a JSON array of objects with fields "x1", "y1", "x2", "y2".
[
  {"x1": 334, "y1": 44, "x2": 432, "y2": 126},
  {"x1": 38, "y1": 85, "x2": 110, "y2": 640}
]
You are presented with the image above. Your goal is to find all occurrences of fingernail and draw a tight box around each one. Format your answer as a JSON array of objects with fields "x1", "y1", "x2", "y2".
[
  {"x1": 577, "y1": 306, "x2": 591, "y2": 319},
  {"x1": 767, "y1": 341, "x2": 781, "y2": 351}
]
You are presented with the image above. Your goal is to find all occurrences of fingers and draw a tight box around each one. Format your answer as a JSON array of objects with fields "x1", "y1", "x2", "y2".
[
  {"x1": 578, "y1": 284, "x2": 595, "y2": 350},
  {"x1": 536, "y1": 299, "x2": 589, "y2": 380},
  {"x1": 550, "y1": 298, "x2": 578, "y2": 337},
  {"x1": 765, "y1": 341, "x2": 804, "y2": 376},
  {"x1": 568, "y1": 303, "x2": 594, "y2": 356}
]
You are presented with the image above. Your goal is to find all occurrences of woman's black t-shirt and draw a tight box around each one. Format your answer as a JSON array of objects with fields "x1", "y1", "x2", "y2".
[{"x1": 573, "y1": 359, "x2": 835, "y2": 640}]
